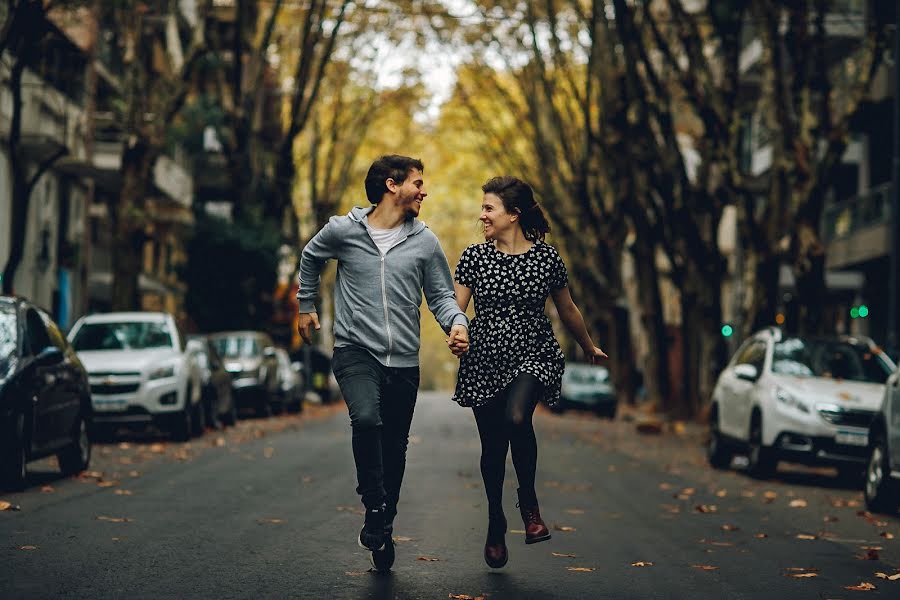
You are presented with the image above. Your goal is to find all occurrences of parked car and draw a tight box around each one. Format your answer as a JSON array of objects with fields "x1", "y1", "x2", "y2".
[
  {"x1": 186, "y1": 336, "x2": 237, "y2": 428},
  {"x1": 707, "y1": 327, "x2": 896, "y2": 479},
  {"x1": 209, "y1": 331, "x2": 279, "y2": 417},
  {"x1": 865, "y1": 363, "x2": 900, "y2": 513},
  {"x1": 0, "y1": 296, "x2": 92, "y2": 490},
  {"x1": 274, "y1": 348, "x2": 304, "y2": 413},
  {"x1": 68, "y1": 312, "x2": 204, "y2": 441},
  {"x1": 551, "y1": 363, "x2": 616, "y2": 418}
]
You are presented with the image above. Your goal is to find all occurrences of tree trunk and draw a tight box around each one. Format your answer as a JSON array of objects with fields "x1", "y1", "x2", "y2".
[
  {"x1": 745, "y1": 249, "x2": 781, "y2": 334},
  {"x1": 792, "y1": 219, "x2": 826, "y2": 335},
  {"x1": 2, "y1": 155, "x2": 31, "y2": 295}
]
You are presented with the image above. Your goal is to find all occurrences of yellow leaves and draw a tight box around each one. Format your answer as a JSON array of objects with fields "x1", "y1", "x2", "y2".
[
  {"x1": 448, "y1": 594, "x2": 485, "y2": 600},
  {"x1": 553, "y1": 524, "x2": 576, "y2": 532},
  {"x1": 762, "y1": 490, "x2": 777, "y2": 503},
  {"x1": 114, "y1": 489, "x2": 133, "y2": 496},
  {"x1": 566, "y1": 567, "x2": 596, "y2": 572},
  {"x1": 509, "y1": 529, "x2": 526, "y2": 534},
  {"x1": 795, "y1": 534, "x2": 817, "y2": 540},
  {"x1": 844, "y1": 582, "x2": 877, "y2": 591},
  {"x1": 631, "y1": 561, "x2": 653, "y2": 567},
  {"x1": 691, "y1": 565, "x2": 718, "y2": 571},
  {"x1": 344, "y1": 571, "x2": 368, "y2": 577},
  {"x1": 783, "y1": 567, "x2": 819, "y2": 578},
  {"x1": 0, "y1": 501, "x2": 21, "y2": 511},
  {"x1": 552, "y1": 552, "x2": 577, "y2": 558},
  {"x1": 875, "y1": 572, "x2": 900, "y2": 581},
  {"x1": 149, "y1": 443, "x2": 166, "y2": 454},
  {"x1": 720, "y1": 524, "x2": 740, "y2": 532},
  {"x1": 96, "y1": 516, "x2": 134, "y2": 523},
  {"x1": 880, "y1": 531, "x2": 895, "y2": 539},
  {"x1": 694, "y1": 504, "x2": 717, "y2": 513},
  {"x1": 788, "y1": 499, "x2": 808, "y2": 508},
  {"x1": 754, "y1": 533, "x2": 769, "y2": 539}
]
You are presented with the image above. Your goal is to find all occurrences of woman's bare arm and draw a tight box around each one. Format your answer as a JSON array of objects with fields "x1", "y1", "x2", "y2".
[{"x1": 550, "y1": 286, "x2": 607, "y2": 363}]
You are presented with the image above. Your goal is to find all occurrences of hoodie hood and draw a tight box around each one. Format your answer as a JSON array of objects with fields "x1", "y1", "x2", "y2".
[{"x1": 348, "y1": 205, "x2": 427, "y2": 237}]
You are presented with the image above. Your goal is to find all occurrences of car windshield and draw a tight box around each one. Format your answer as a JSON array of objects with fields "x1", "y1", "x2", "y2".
[
  {"x1": 212, "y1": 336, "x2": 259, "y2": 359},
  {"x1": 772, "y1": 337, "x2": 893, "y2": 384},
  {"x1": 0, "y1": 307, "x2": 16, "y2": 373},
  {"x1": 71, "y1": 321, "x2": 173, "y2": 351},
  {"x1": 566, "y1": 365, "x2": 609, "y2": 384}
]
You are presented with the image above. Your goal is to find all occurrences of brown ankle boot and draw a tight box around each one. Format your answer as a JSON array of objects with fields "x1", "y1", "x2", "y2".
[
  {"x1": 517, "y1": 488, "x2": 551, "y2": 544},
  {"x1": 484, "y1": 512, "x2": 508, "y2": 568}
]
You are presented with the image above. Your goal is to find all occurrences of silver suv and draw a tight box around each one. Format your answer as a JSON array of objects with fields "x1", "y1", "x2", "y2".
[
  {"x1": 865, "y1": 362, "x2": 900, "y2": 513},
  {"x1": 209, "y1": 331, "x2": 279, "y2": 418}
]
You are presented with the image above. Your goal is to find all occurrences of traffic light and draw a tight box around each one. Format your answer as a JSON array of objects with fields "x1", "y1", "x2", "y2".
[
  {"x1": 721, "y1": 324, "x2": 734, "y2": 337},
  {"x1": 850, "y1": 305, "x2": 870, "y2": 319}
]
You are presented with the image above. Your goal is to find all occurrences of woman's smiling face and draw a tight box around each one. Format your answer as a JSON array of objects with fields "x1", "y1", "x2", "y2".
[{"x1": 480, "y1": 193, "x2": 515, "y2": 240}]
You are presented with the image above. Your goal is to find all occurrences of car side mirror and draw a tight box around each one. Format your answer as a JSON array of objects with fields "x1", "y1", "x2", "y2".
[
  {"x1": 35, "y1": 346, "x2": 64, "y2": 367},
  {"x1": 734, "y1": 363, "x2": 759, "y2": 382}
]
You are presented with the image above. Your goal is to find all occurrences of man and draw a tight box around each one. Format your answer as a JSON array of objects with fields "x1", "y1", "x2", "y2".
[{"x1": 297, "y1": 155, "x2": 469, "y2": 572}]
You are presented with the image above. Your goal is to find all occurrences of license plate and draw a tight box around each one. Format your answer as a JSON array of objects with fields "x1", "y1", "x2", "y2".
[
  {"x1": 835, "y1": 430, "x2": 868, "y2": 447},
  {"x1": 94, "y1": 398, "x2": 127, "y2": 412}
]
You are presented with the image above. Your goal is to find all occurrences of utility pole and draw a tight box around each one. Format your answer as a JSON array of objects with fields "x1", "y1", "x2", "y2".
[{"x1": 891, "y1": 2, "x2": 900, "y2": 357}]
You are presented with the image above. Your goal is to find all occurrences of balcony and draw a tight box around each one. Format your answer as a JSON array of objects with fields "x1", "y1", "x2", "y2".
[{"x1": 822, "y1": 182, "x2": 893, "y2": 269}]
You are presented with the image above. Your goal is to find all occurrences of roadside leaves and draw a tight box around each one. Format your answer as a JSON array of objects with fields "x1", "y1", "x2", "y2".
[
  {"x1": 844, "y1": 582, "x2": 877, "y2": 591},
  {"x1": 19, "y1": 545, "x2": 37, "y2": 551},
  {"x1": 256, "y1": 518, "x2": 285, "y2": 524},
  {"x1": 695, "y1": 504, "x2": 717, "y2": 513},
  {"x1": 631, "y1": 561, "x2": 653, "y2": 567},
  {"x1": 448, "y1": 594, "x2": 485, "y2": 600},
  {"x1": 875, "y1": 572, "x2": 900, "y2": 581},
  {"x1": 336, "y1": 505, "x2": 365, "y2": 516},
  {"x1": 795, "y1": 534, "x2": 817, "y2": 540},
  {"x1": 691, "y1": 565, "x2": 718, "y2": 571},
  {"x1": 754, "y1": 533, "x2": 769, "y2": 539},
  {"x1": 96, "y1": 516, "x2": 133, "y2": 523},
  {"x1": 720, "y1": 524, "x2": 740, "y2": 532},
  {"x1": 0, "y1": 501, "x2": 21, "y2": 511},
  {"x1": 552, "y1": 552, "x2": 577, "y2": 558},
  {"x1": 113, "y1": 489, "x2": 133, "y2": 496},
  {"x1": 566, "y1": 567, "x2": 596, "y2": 572},
  {"x1": 40, "y1": 485, "x2": 55, "y2": 493},
  {"x1": 393, "y1": 536, "x2": 414, "y2": 543},
  {"x1": 856, "y1": 548, "x2": 879, "y2": 561},
  {"x1": 783, "y1": 568, "x2": 819, "y2": 578},
  {"x1": 344, "y1": 571, "x2": 367, "y2": 577},
  {"x1": 880, "y1": 532, "x2": 895, "y2": 539},
  {"x1": 788, "y1": 499, "x2": 808, "y2": 508},
  {"x1": 509, "y1": 529, "x2": 526, "y2": 534},
  {"x1": 553, "y1": 524, "x2": 576, "y2": 532}
]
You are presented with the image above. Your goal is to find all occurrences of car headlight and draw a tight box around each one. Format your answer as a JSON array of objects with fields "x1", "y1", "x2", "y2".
[
  {"x1": 774, "y1": 385, "x2": 810, "y2": 413},
  {"x1": 148, "y1": 365, "x2": 176, "y2": 380}
]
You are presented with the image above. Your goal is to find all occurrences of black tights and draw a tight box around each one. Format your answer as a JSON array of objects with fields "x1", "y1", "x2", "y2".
[{"x1": 472, "y1": 373, "x2": 543, "y2": 517}]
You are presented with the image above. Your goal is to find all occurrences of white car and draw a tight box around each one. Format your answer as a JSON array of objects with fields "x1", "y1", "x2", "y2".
[
  {"x1": 707, "y1": 327, "x2": 896, "y2": 478},
  {"x1": 68, "y1": 312, "x2": 203, "y2": 441},
  {"x1": 865, "y1": 364, "x2": 900, "y2": 513}
]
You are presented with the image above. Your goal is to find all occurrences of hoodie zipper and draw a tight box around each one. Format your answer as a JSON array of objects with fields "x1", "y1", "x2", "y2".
[{"x1": 380, "y1": 254, "x2": 393, "y2": 366}]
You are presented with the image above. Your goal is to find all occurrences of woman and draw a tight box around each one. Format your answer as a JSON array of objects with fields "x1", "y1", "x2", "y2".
[{"x1": 451, "y1": 176, "x2": 607, "y2": 569}]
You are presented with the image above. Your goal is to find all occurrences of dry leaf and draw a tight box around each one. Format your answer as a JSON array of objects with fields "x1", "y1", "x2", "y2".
[
  {"x1": 721, "y1": 524, "x2": 740, "y2": 532},
  {"x1": 81, "y1": 470, "x2": 103, "y2": 480},
  {"x1": 631, "y1": 561, "x2": 653, "y2": 567},
  {"x1": 566, "y1": 509, "x2": 585, "y2": 515},
  {"x1": 716, "y1": 489, "x2": 728, "y2": 498},
  {"x1": 149, "y1": 444, "x2": 165, "y2": 454},
  {"x1": 795, "y1": 534, "x2": 817, "y2": 540},
  {"x1": 97, "y1": 480, "x2": 120, "y2": 488},
  {"x1": 844, "y1": 582, "x2": 876, "y2": 591},
  {"x1": 789, "y1": 573, "x2": 818, "y2": 578},
  {"x1": 263, "y1": 447, "x2": 274, "y2": 458},
  {"x1": 554, "y1": 525, "x2": 576, "y2": 532},
  {"x1": 19, "y1": 545, "x2": 37, "y2": 551},
  {"x1": 214, "y1": 437, "x2": 226, "y2": 447},
  {"x1": 0, "y1": 501, "x2": 20, "y2": 511},
  {"x1": 552, "y1": 552, "x2": 577, "y2": 558},
  {"x1": 824, "y1": 515, "x2": 839, "y2": 523},
  {"x1": 695, "y1": 504, "x2": 718, "y2": 513},
  {"x1": 345, "y1": 571, "x2": 367, "y2": 577},
  {"x1": 257, "y1": 518, "x2": 285, "y2": 524},
  {"x1": 393, "y1": 536, "x2": 414, "y2": 543},
  {"x1": 301, "y1": 476, "x2": 313, "y2": 484},
  {"x1": 509, "y1": 529, "x2": 526, "y2": 534},
  {"x1": 40, "y1": 485, "x2": 55, "y2": 493},
  {"x1": 789, "y1": 499, "x2": 808, "y2": 508},
  {"x1": 880, "y1": 532, "x2": 895, "y2": 539},
  {"x1": 754, "y1": 533, "x2": 769, "y2": 539},
  {"x1": 874, "y1": 572, "x2": 900, "y2": 581},
  {"x1": 448, "y1": 595, "x2": 474, "y2": 600},
  {"x1": 417, "y1": 556, "x2": 440, "y2": 561},
  {"x1": 114, "y1": 489, "x2": 133, "y2": 496},
  {"x1": 659, "y1": 483, "x2": 673, "y2": 490},
  {"x1": 566, "y1": 567, "x2": 596, "y2": 572},
  {"x1": 691, "y1": 565, "x2": 718, "y2": 571},
  {"x1": 96, "y1": 516, "x2": 133, "y2": 523}
]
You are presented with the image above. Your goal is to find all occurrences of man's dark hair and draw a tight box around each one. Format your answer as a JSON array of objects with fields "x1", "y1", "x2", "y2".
[{"x1": 364, "y1": 155, "x2": 425, "y2": 204}]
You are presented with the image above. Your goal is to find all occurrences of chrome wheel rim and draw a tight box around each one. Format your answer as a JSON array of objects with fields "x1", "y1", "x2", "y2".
[{"x1": 866, "y1": 446, "x2": 883, "y2": 499}]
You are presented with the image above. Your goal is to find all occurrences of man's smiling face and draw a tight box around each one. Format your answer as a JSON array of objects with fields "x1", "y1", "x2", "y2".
[{"x1": 394, "y1": 168, "x2": 426, "y2": 218}]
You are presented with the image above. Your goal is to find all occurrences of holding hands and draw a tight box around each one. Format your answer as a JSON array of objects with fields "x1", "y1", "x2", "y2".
[{"x1": 448, "y1": 324, "x2": 470, "y2": 357}]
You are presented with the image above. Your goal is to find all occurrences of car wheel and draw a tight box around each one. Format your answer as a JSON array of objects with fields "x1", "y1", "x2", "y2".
[
  {"x1": 58, "y1": 413, "x2": 91, "y2": 477},
  {"x1": 746, "y1": 413, "x2": 776, "y2": 479},
  {"x1": 0, "y1": 413, "x2": 27, "y2": 491},
  {"x1": 707, "y1": 407, "x2": 733, "y2": 470},
  {"x1": 864, "y1": 435, "x2": 900, "y2": 514},
  {"x1": 171, "y1": 391, "x2": 193, "y2": 442},
  {"x1": 222, "y1": 393, "x2": 238, "y2": 427},
  {"x1": 255, "y1": 391, "x2": 272, "y2": 419}
]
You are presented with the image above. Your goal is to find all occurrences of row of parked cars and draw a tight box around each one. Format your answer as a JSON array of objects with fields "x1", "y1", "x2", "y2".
[
  {"x1": 707, "y1": 326, "x2": 900, "y2": 514},
  {"x1": 0, "y1": 295, "x2": 312, "y2": 491}
]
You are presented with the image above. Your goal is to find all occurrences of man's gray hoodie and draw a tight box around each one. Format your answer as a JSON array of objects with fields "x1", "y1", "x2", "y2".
[{"x1": 297, "y1": 206, "x2": 468, "y2": 368}]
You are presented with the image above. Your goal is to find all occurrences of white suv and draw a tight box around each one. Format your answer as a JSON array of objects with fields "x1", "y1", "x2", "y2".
[
  {"x1": 865, "y1": 362, "x2": 900, "y2": 513},
  {"x1": 68, "y1": 312, "x2": 203, "y2": 441},
  {"x1": 707, "y1": 327, "x2": 896, "y2": 478}
]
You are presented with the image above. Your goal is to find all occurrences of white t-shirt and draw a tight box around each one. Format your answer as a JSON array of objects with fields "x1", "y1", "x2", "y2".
[{"x1": 367, "y1": 224, "x2": 404, "y2": 256}]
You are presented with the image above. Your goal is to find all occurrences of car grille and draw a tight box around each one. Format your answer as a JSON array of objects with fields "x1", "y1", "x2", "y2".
[
  {"x1": 91, "y1": 383, "x2": 140, "y2": 395},
  {"x1": 817, "y1": 408, "x2": 876, "y2": 428}
]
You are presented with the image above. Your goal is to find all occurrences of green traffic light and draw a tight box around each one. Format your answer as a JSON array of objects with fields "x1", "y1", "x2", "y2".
[
  {"x1": 850, "y1": 307, "x2": 859, "y2": 319},
  {"x1": 721, "y1": 325, "x2": 733, "y2": 337},
  {"x1": 858, "y1": 305, "x2": 869, "y2": 318}
]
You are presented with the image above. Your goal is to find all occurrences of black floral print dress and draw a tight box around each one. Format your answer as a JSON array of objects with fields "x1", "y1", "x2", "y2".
[{"x1": 452, "y1": 241, "x2": 568, "y2": 408}]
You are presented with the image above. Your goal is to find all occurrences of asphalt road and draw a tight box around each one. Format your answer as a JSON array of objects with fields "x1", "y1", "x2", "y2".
[{"x1": 2, "y1": 392, "x2": 899, "y2": 599}]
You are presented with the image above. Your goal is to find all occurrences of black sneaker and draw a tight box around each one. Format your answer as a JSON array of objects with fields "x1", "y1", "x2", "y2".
[
  {"x1": 358, "y1": 505, "x2": 386, "y2": 551},
  {"x1": 370, "y1": 535, "x2": 395, "y2": 573}
]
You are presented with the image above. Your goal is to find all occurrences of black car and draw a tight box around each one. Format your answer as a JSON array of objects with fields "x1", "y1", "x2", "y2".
[
  {"x1": 186, "y1": 336, "x2": 237, "y2": 428},
  {"x1": 0, "y1": 296, "x2": 92, "y2": 490}
]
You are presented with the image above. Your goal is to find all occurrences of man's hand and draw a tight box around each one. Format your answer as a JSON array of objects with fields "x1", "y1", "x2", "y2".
[
  {"x1": 447, "y1": 324, "x2": 469, "y2": 357},
  {"x1": 298, "y1": 312, "x2": 320, "y2": 345}
]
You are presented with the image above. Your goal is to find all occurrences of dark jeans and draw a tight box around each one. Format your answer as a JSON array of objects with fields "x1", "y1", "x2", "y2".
[
  {"x1": 331, "y1": 345, "x2": 419, "y2": 524},
  {"x1": 472, "y1": 373, "x2": 543, "y2": 516}
]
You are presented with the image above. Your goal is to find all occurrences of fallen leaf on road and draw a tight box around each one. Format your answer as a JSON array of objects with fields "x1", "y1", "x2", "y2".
[
  {"x1": 215, "y1": 437, "x2": 226, "y2": 447},
  {"x1": 754, "y1": 533, "x2": 769, "y2": 539},
  {"x1": 128, "y1": 471, "x2": 140, "y2": 478},
  {"x1": 0, "y1": 501, "x2": 20, "y2": 511},
  {"x1": 763, "y1": 491, "x2": 777, "y2": 503},
  {"x1": 875, "y1": 572, "x2": 900, "y2": 581},
  {"x1": 149, "y1": 444, "x2": 165, "y2": 454},
  {"x1": 114, "y1": 489, "x2": 133, "y2": 496},
  {"x1": 844, "y1": 582, "x2": 876, "y2": 591},
  {"x1": 856, "y1": 549, "x2": 880, "y2": 561},
  {"x1": 417, "y1": 556, "x2": 440, "y2": 561},
  {"x1": 553, "y1": 525, "x2": 576, "y2": 532},
  {"x1": 789, "y1": 499, "x2": 808, "y2": 508},
  {"x1": 716, "y1": 489, "x2": 728, "y2": 498},
  {"x1": 795, "y1": 534, "x2": 817, "y2": 540},
  {"x1": 566, "y1": 509, "x2": 585, "y2": 515},
  {"x1": 681, "y1": 487, "x2": 696, "y2": 496},
  {"x1": 691, "y1": 565, "x2": 718, "y2": 571},
  {"x1": 552, "y1": 552, "x2": 577, "y2": 558},
  {"x1": 721, "y1": 524, "x2": 740, "y2": 532},
  {"x1": 97, "y1": 480, "x2": 120, "y2": 488},
  {"x1": 566, "y1": 567, "x2": 596, "y2": 572},
  {"x1": 659, "y1": 483, "x2": 673, "y2": 491},
  {"x1": 40, "y1": 485, "x2": 55, "y2": 493},
  {"x1": 784, "y1": 568, "x2": 819, "y2": 578},
  {"x1": 96, "y1": 516, "x2": 133, "y2": 523},
  {"x1": 789, "y1": 573, "x2": 818, "y2": 578},
  {"x1": 301, "y1": 476, "x2": 313, "y2": 484},
  {"x1": 510, "y1": 529, "x2": 526, "y2": 534},
  {"x1": 81, "y1": 470, "x2": 103, "y2": 480},
  {"x1": 19, "y1": 545, "x2": 37, "y2": 551},
  {"x1": 448, "y1": 595, "x2": 475, "y2": 599},
  {"x1": 607, "y1": 465, "x2": 617, "y2": 472},
  {"x1": 263, "y1": 447, "x2": 274, "y2": 458},
  {"x1": 880, "y1": 532, "x2": 895, "y2": 539},
  {"x1": 740, "y1": 490, "x2": 756, "y2": 498},
  {"x1": 631, "y1": 562, "x2": 653, "y2": 567},
  {"x1": 257, "y1": 518, "x2": 285, "y2": 524},
  {"x1": 695, "y1": 504, "x2": 717, "y2": 513},
  {"x1": 824, "y1": 515, "x2": 839, "y2": 523},
  {"x1": 335, "y1": 506, "x2": 365, "y2": 516},
  {"x1": 393, "y1": 536, "x2": 414, "y2": 543}
]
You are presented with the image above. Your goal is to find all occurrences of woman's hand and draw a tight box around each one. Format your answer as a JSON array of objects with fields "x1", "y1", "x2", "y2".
[{"x1": 583, "y1": 345, "x2": 608, "y2": 364}]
